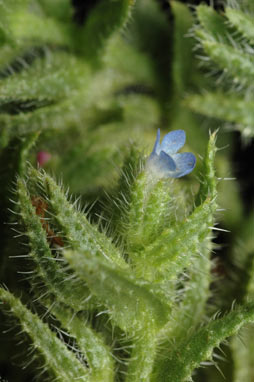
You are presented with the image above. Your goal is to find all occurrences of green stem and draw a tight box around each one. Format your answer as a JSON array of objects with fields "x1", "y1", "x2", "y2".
[{"x1": 126, "y1": 331, "x2": 157, "y2": 382}]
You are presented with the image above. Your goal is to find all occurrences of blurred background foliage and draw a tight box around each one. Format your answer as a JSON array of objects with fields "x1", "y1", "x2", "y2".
[{"x1": 0, "y1": 0, "x2": 253, "y2": 381}]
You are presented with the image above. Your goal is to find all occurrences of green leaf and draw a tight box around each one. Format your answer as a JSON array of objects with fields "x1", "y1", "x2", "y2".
[
  {"x1": 64, "y1": 249, "x2": 170, "y2": 333},
  {"x1": 124, "y1": 171, "x2": 187, "y2": 255},
  {"x1": 104, "y1": 34, "x2": 156, "y2": 88},
  {"x1": 196, "y1": 4, "x2": 230, "y2": 44},
  {"x1": 0, "y1": 288, "x2": 90, "y2": 382},
  {"x1": 0, "y1": 0, "x2": 29, "y2": 44},
  {"x1": 225, "y1": 7, "x2": 254, "y2": 44},
  {"x1": 171, "y1": 1, "x2": 195, "y2": 94},
  {"x1": 202, "y1": 40, "x2": 254, "y2": 85},
  {"x1": 156, "y1": 131, "x2": 217, "y2": 347},
  {"x1": 192, "y1": 4, "x2": 254, "y2": 141},
  {"x1": 0, "y1": 51, "x2": 90, "y2": 102},
  {"x1": 196, "y1": 130, "x2": 217, "y2": 205},
  {"x1": 73, "y1": 0, "x2": 135, "y2": 62},
  {"x1": 185, "y1": 92, "x2": 254, "y2": 137},
  {"x1": 47, "y1": 301, "x2": 114, "y2": 382},
  {"x1": 9, "y1": 10, "x2": 73, "y2": 48},
  {"x1": 125, "y1": 171, "x2": 164, "y2": 251},
  {"x1": 104, "y1": 143, "x2": 144, "y2": 241},
  {"x1": 153, "y1": 303, "x2": 254, "y2": 382},
  {"x1": 32, "y1": 168, "x2": 128, "y2": 269},
  {"x1": 0, "y1": 132, "x2": 39, "y2": 281},
  {"x1": 174, "y1": 131, "x2": 217, "y2": 331},
  {"x1": 0, "y1": 89, "x2": 89, "y2": 142},
  {"x1": 134, "y1": 197, "x2": 214, "y2": 284},
  {"x1": 125, "y1": 133, "x2": 217, "y2": 316},
  {"x1": 125, "y1": 331, "x2": 157, "y2": 382},
  {"x1": 16, "y1": 177, "x2": 94, "y2": 311}
]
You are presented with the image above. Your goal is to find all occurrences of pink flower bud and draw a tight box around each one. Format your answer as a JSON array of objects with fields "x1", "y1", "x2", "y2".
[{"x1": 37, "y1": 151, "x2": 51, "y2": 167}]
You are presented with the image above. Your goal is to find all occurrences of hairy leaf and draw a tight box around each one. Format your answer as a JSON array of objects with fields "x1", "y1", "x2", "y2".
[
  {"x1": 153, "y1": 303, "x2": 254, "y2": 382},
  {"x1": 64, "y1": 249, "x2": 170, "y2": 333},
  {"x1": 0, "y1": 288, "x2": 89, "y2": 381}
]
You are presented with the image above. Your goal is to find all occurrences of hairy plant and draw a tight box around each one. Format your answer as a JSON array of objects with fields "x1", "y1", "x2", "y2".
[
  {"x1": 1, "y1": 1, "x2": 254, "y2": 382},
  {"x1": 0, "y1": 129, "x2": 253, "y2": 382},
  {"x1": 185, "y1": 1, "x2": 254, "y2": 139}
]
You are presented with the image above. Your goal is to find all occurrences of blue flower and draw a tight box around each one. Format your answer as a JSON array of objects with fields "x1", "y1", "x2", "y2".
[{"x1": 146, "y1": 129, "x2": 196, "y2": 178}]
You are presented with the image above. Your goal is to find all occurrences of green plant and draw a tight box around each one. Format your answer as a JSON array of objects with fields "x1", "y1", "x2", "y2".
[
  {"x1": 185, "y1": 1, "x2": 254, "y2": 139},
  {"x1": 1, "y1": 1, "x2": 254, "y2": 381},
  {"x1": 0, "y1": 130, "x2": 252, "y2": 382}
]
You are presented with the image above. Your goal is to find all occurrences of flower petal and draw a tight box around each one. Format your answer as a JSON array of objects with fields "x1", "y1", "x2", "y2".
[
  {"x1": 146, "y1": 151, "x2": 176, "y2": 178},
  {"x1": 159, "y1": 151, "x2": 176, "y2": 171},
  {"x1": 160, "y1": 130, "x2": 186, "y2": 155},
  {"x1": 170, "y1": 152, "x2": 196, "y2": 178},
  {"x1": 151, "y1": 128, "x2": 161, "y2": 155}
]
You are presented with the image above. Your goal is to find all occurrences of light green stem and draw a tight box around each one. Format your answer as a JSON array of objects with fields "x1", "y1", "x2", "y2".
[{"x1": 126, "y1": 331, "x2": 157, "y2": 382}]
